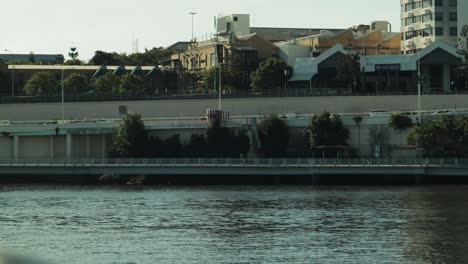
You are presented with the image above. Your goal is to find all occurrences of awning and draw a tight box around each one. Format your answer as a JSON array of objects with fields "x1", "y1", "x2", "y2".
[{"x1": 289, "y1": 72, "x2": 315, "y2": 81}]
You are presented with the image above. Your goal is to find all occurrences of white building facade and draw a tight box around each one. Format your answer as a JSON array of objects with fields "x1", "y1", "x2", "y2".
[{"x1": 401, "y1": 0, "x2": 468, "y2": 54}]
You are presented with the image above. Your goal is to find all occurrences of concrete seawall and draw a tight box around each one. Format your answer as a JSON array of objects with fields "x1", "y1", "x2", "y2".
[{"x1": 2, "y1": 94, "x2": 468, "y2": 121}]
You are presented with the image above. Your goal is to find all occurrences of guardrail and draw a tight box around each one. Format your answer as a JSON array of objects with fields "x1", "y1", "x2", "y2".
[
  {"x1": 1, "y1": 108, "x2": 467, "y2": 128},
  {"x1": 1, "y1": 89, "x2": 467, "y2": 104},
  {"x1": 0, "y1": 158, "x2": 467, "y2": 168}
]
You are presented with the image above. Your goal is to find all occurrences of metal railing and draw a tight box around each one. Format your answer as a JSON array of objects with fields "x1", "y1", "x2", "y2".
[
  {"x1": 0, "y1": 158, "x2": 467, "y2": 168},
  {"x1": 2, "y1": 89, "x2": 466, "y2": 104}
]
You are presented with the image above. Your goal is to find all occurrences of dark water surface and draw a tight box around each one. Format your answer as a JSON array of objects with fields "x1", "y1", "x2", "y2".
[{"x1": 1, "y1": 185, "x2": 468, "y2": 264}]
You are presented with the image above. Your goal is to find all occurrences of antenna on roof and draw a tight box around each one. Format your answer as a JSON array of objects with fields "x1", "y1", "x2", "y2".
[{"x1": 132, "y1": 34, "x2": 139, "y2": 54}]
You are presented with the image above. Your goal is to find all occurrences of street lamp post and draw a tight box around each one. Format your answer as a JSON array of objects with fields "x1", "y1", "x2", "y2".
[
  {"x1": 284, "y1": 69, "x2": 288, "y2": 95},
  {"x1": 218, "y1": 63, "x2": 222, "y2": 111},
  {"x1": 189, "y1": 12, "x2": 197, "y2": 41},
  {"x1": 5, "y1": 49, "x2": 14, "y2": 96},
  {"x1": 11, "y1": 66, "x2": 14, "y2": 96},
  {"x1": 61, "y1": 67, "x2": 74, "y2": 123},
  {"x1": 61, "y1": 69, "x2": 65, "y2": 123},
  {"x1": 417, "y1": 51, "x2": 422, "y2": 124}
]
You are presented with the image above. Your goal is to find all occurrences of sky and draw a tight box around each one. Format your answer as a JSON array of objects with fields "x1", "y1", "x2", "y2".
[{"x1": 0, "y1": 0, "x2": 400, "y2": 61}]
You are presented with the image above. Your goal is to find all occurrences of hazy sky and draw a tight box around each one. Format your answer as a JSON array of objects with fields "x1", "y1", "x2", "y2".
[{"x1": 0, "y1": 0, "x2": 400, "y2": 61}]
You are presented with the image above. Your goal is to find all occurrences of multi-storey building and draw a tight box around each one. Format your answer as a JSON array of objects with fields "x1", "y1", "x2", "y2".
[{"x1": 401, "y1": 0, "x2": 468, "y2": 54}]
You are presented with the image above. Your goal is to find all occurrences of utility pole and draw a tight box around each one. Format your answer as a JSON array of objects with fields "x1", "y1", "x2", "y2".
[
  {"x1": 189, "y1": 12, "x2": 197, "y2": 41},
  {"x1": 5, "y1": 49, "x2": 14, "y2": 96},
  {"x1": 417, "y1": 51, "x2": 422, "y2": 124}
]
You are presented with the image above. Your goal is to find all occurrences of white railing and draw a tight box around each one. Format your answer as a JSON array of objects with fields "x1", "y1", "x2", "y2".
[
  {"x1": 0, "y1": 158, "x2": 466, "y2": 168},
  {"x1": 1, "y1": 108, "x2": 468, "y2": 127}
]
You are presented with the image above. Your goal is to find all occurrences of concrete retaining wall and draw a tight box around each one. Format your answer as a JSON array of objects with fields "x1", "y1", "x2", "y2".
[{"x1": 2, "y1": 94, "x2": 467, "y2": 121}]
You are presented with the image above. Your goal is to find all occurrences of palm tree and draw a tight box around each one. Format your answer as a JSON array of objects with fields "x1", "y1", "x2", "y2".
[
  {"x1": 353, "y1": 116, "x2": 363, "y2": 155},
  {"x1": 389, "y1": 113, "x2": 413, "y2": 145}
]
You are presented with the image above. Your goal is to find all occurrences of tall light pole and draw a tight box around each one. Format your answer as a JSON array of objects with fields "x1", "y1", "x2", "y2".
[
  {"x1": 189, "y1": 12, "x2": 197, "y2": 41},
  {"x1": 61, "y1": 67, "x2": 74, "y2": 124},
  {"x1": 5, "y1": 49, "x2": 14, "y2": 96},
  {"x1": 417, "y1": 51, "x2": 422, "y2": 124},
  {"x1": 219, "y1": 63, "x2": 222, "y2": 111},
  {"x1": 61, "y1": 69, "x2": 65, "y2": 123},
  {"x1": 10, "y1": 66, "x2": 15, "y2": 96}
]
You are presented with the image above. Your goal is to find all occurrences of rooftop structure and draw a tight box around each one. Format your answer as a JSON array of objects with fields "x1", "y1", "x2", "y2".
[
  {"x1": 0, "y1": 53, "x2": 65, "y2": 64},
  {"x1": 289, "y1": 40, "x2": 462, "y2": 92},
  {"x1": 401, "y1": 0, "x2": 468, "y2": 54},
  {"x1": 277, "y1": 22, "x2": 400, "y2": 66}
]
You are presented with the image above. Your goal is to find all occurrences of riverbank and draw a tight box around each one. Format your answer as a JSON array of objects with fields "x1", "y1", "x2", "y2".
[{"x1": 2, "y1": 173, "x2": 468, "y2": 185}]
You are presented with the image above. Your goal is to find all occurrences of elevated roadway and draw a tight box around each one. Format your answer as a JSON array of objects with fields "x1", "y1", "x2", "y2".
[{"x1": 2, "y1": 94, "x2": 468, "y2": 121}]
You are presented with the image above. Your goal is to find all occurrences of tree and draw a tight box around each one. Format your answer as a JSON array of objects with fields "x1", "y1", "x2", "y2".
[
  {"x1": 23, "y1": 72, "x2": 58, "y2": 95},
  {"x1": 250, "y1": 57, "x2": 292, "y2": 92},
  {"x1": 118, "y1": 75, "x2": 144, "y2": 93},
  {"x1": 408, "y1": 115, "x2": 468, "y2": 157},
  {"x1": 389, "y1": 113, "x2": 413, "y2": 144},
  {"x1": 63, "y1": 73, "x2": 89, "y2": 93},
  {"x1": 336, "y1": 54, "x2": 360, "y2": 91},
  {"x1": 306, "y1": 112, "x2": 349, "y2": 148},
  {"x1": 111, "y1": 113, "x2": 148, "y2": 158},
  {"x1": 28, "y1": 52, "x2": 36, "y2": 64},
  {"x1": 64, "y1": 47, "x2": 83, "y2": 65},
  {"x1": 0, "y1": 59, "x2": 10, "y2": 94},
  {"x1": 184, "y1": 121, "x2": 250, "y2": 158},
  {"x1": 182, "y1": 68, "x2": 204, "y2": 92},
  {"x1": 126, "y1": 47, "x2": 172, "y2": 65},
  {"x1": 94, "y1": 73, "x2": 121, "y2": 93},
  {"x1": 458, "y1": 24, "x2": 468, "y2": 90},
  {"x1": 89, "y1": 51, "x2": 124, "y2": 65},
  {"x1": 202, "y1": 66, "x2": 240, "y2": 93},
  {"x1": 185, "y1": 134, "x2": 208, "y2": 157},
  {"x1": 234, "y1": 130, "x2": 251, "y2": 158},
  {"x1": 205, "y1": 119, "x2": 235, "y2": 157},
  {"x1": 68, "y1": 47, "x2": 79, "y2": 60},
  {"x1": 258, "y1": 114, "x2": 290, "y2": 157},
  {"x1": 353, "y1": 116, "x2": 363, "y2": 154},
  {"x1": 368, "y1": 126, "x2": 390, "y2": 158},
  {"x1": 89, "y1": 47, "x2": 172, "y2": 66},
  {"x1": 161, "y1": 134, "x2": 183, "y2": 157}
]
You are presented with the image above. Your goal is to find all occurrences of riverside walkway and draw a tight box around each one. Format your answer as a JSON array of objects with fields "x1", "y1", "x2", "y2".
[{"x1": 0, "y1": 158, "x2": 467, "y2": 176}]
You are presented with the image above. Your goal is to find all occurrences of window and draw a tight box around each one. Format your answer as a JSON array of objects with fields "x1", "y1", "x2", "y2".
[
  {"x1": 450, "y1": 27, "x2": 458, "y2": 36},
  {"x1": 210, "y1": 54, "x2": 215, "y2": 66},
  {"x1": 449, "y1": 12, "x2": 457, "y2": 21},
  {"x1": 435, "y1": 12, "x2": 443, "y2": 21},
  {"x1": 449, "y1": 0, "x2": 457, "y2": 7},
  {"x1": 422, "y1": 0, "x2": 432, "y2": 8},
  {"x1": 422, "y1": 28, "x2": 432, "y2": 37},
  {"x1": 422, "y1": 14, "x2": 432, "y2": 23},
  {"x1": 233, "y1": 16, "x2": 238, "y2": 22},
  {"x1": 435, "y1": 27, "x2": 444, "y2": 36},
  {"x1": 435, "y1": 0, "x2": 443, "y2": 7}
]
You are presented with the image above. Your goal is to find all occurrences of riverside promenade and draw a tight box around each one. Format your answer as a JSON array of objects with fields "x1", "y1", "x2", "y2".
[{"x1": 0, "y1": 158, "x2": 467, "y2": 177}]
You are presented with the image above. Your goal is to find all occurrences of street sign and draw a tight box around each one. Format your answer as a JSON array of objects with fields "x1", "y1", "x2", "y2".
[
  {"x1": 216, "y1": 44, "x2": 224, "y2": 64},
  {"x1": 376, "y1": 64, "x2": 401, "y2": 72},
  {"x1": 417, "y1": 75, "x2": 426, "y2": 85}
]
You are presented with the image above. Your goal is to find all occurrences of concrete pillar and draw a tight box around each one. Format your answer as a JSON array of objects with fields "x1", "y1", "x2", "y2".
[
  {"x1": 102, "y1": 135, "x2": 106, "y2": 159},
  {"x1": 443, "y1": 64, "x2": 451, "y2": 92},
  {"x1": 86, "y1": 135, "x2": 90, "y2": 159},
  {"x1": 66, "y1": 134, "x2": 73, "y2": 159},
  {"x1": 49, "y1": 136, "x2": 54, "y2": 159},
  {"x1": 13, "y1": 136, "x2": 19, "y2": 160}
]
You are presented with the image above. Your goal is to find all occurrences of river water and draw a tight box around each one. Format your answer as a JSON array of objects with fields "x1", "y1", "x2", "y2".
[{"x1": 1, "y1": 185, "x2": 468, "y2": 264}]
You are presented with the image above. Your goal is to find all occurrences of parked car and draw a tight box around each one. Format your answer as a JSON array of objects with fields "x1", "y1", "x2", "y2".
[
  {"x1": 368, "y1": 110, "x2": 391, "y2": 117},
  {"x1": 425, "y1": 88, "x2": 446, "y2": 94},
  {"x1": 431, "y1": 110, "x2": 454, "y2": 116}
]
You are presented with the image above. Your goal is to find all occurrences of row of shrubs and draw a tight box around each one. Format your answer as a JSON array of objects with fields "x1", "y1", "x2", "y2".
[{"x1": 22, "y1": 72, "x2": 146, "y2": 96}]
